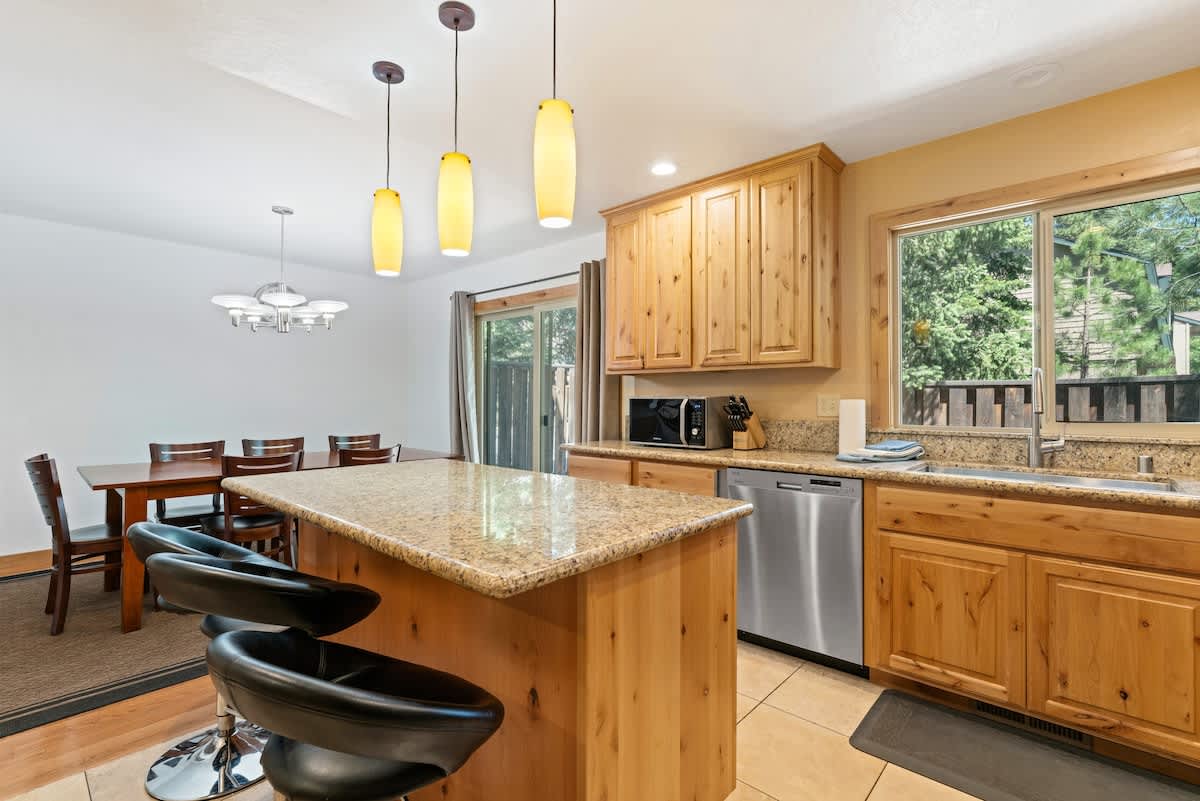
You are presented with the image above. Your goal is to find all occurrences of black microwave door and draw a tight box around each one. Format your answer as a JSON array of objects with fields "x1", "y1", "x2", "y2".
[{"x1": 629, "y1": 399, "x2": 684, "y2": 445}]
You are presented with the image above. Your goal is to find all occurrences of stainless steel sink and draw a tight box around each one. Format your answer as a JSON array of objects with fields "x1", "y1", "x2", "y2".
[{"x1": 905, "y1": 463, "x2": 1179, "y2": 493}]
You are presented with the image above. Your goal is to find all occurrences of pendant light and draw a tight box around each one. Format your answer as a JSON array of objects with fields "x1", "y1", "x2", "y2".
[
  {"x1": 533, "y1": 0, "x2": 575, "y2": 228},
  {"x1": 371, "y1": 60, "x2": 406, "y2": 277},
  {"x1": 438, "y1": 2, "x2": 475, "y2": 257}
]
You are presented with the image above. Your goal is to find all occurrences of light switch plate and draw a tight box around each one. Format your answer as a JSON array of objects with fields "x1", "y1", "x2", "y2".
[{"x1": 817, "y1": 394, "x2": 839, "y2": 417}]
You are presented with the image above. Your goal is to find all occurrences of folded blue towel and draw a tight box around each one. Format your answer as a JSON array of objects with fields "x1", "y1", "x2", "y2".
[{"x1": 866, "y1": 439, "x2": 922, "y2": 452}]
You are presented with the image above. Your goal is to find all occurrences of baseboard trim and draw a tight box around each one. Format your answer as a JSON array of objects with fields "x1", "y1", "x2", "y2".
[{"x1": 0, "y1": 549, "x2": 51, "y2": 578}]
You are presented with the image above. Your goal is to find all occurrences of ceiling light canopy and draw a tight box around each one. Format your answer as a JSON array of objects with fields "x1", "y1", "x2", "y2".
[
  {"x1": 650, "y1": 160, "x2": 677, "y2": 176},
  {"x1": 210, "y1": 206, "x2": 349, "y2": 333},
  {"x1": 438, "y1": 2, "x2": 475, "y2": 258},
  {"x1": 372, "y1": 61, "x2": 406, "y2": 277},
  {"x1": 534, "y1": 0, "x2": 576, "y2": 229}
]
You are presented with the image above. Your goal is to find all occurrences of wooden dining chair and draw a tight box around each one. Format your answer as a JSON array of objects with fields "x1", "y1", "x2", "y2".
[
  {"x1": 328, "y1": 433, "x2": 382, "y2": 452},
  {"x1": 202, "y1": 453, "x2": 301, "y2": 565},
  {"x1": 25, "y1": 454, "x2": 124, "y2": 635},
  {"x1": 242, "y1": 437, "x2": 304, "y2": 468},
  {"x1": 149, "y1": 441, "x2": 225, "y2": 529},
  {"x1": 337, "y1": 444, "x2": 402, "y2": 466}
]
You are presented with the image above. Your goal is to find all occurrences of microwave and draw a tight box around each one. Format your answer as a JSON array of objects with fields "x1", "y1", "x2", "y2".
[{"x1": 628, "y1": 397, "x2": 732, "y2": 449}]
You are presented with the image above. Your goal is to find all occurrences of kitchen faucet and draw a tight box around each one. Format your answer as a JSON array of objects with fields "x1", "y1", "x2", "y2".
[{"x1": 1029, "y1": 366, "x2": 1065, "y2": 467}]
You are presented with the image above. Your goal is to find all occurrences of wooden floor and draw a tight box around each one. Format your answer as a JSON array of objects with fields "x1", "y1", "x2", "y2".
[{"x1": 0, "y1": 676, "x2": 214, "y2": 800}]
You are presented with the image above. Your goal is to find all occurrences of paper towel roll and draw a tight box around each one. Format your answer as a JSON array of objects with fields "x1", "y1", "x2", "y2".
[{"x1": 839, "y1": 399, "x2": 867, "y2": 454}]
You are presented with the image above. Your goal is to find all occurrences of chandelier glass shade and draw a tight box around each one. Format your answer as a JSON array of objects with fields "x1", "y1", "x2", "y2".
[
  {"x1": 210, "y1": 206, "x2": 349, "y2": 333},
  {"x1": 534, "y1": 97, "x2": 575, "y2": 228}
]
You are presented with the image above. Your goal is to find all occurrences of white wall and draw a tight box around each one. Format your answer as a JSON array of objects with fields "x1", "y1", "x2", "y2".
[
  {"x1": 392, "y1": 233, "x2": 605, "y2": 451},
  {"x1": 0, "y1": 213, "x2": 409, "y2": 556}
]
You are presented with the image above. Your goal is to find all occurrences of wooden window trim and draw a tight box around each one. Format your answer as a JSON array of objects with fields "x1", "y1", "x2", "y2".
[
  {"x1": 869, "y1": 145, "x2": 1200, "y2": 431},
  {"x1": 473, "y1": 284, "x2": 577, "y2": 315}
]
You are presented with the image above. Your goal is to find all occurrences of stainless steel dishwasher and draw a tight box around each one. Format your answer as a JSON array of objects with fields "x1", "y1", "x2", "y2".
[{"x1": 720, "y1": 468, "x2": 864, "y2": 667}]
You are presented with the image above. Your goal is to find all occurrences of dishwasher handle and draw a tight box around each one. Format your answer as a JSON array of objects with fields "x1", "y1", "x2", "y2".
[{"x1": 775, "y1": 481, "x2": 807, "y2": 491}]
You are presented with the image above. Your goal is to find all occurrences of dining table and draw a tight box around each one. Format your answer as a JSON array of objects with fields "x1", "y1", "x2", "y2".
[{"x1": 77, "y1": 448, "x2": 457, "y2": 632}]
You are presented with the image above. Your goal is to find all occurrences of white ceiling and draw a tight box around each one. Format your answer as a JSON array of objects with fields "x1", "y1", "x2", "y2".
[{"x1": 2, "y1": 0, "x2": 1199, "y2": 281}]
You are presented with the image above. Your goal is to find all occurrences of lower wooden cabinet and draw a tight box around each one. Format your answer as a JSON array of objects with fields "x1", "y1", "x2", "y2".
[
  {"x1": 873, "y1": 531, "x2": 1025, "y2": 705},
  {"x1": 1027, "y1": 557, "x2": 1200, "y2": 761},
  {"x1": 567, "y1": 454, "x2": 633, "y2": 485},
  {"x1": 635, "y1": 462, "x2": 718, "y2": 497}
]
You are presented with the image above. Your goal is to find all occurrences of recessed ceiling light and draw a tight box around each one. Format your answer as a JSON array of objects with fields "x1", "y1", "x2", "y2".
[
  {"x1": 650, "y1": 161, "x2": 677, "y2": 177},
  {"x1": 1010, "y1": 63, "x2": 1061, "y2": 90}
]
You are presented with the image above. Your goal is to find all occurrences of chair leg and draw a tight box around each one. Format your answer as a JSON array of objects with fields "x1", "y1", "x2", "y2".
[
  {"x1": 44, "y1": 569, "x2": 58, "y2": 615},
  {"x1": 50, "y1": 567, "x2": 71, "y2": 635},
  {"x1": 103, "y1": 550, "x2": 120, "y2": 591}
]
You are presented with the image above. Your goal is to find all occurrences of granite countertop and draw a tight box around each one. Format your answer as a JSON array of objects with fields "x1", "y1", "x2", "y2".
[
  {"x1": 223, "y1": 460, "x2": 753, "y2": 598},
  {"x1": 564, "y1": 441, "x2": 1200, "y2": 513}
]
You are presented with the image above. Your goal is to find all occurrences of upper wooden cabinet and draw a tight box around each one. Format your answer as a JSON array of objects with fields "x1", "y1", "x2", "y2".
[{"x1": 601, "y1": 144, "x2": 842, "y2": 374}]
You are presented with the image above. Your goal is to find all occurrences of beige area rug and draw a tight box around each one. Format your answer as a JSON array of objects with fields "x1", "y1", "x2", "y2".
[{"x1": 0, "y1": 570, "x2": 210, "y2": 737}]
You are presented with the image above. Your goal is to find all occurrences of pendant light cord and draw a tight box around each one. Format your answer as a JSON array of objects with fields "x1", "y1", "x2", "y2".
[
  {"x1": 279, "y1": 212, "x2": 286, "y2": 286},
  {"x1": 552, "y1": 0, "x2": 557, "y2": 99},
  {"x1": 385, "y1": 81, "x2": 392, "y2": 188},
  {"x1": 454, "y1": 26, "x2": 459, "y2": 152}
]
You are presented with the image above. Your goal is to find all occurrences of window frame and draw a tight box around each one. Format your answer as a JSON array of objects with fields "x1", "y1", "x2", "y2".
[
  {"x1": 475, "y1": 293, "x2": 578, "y2": 472},
  {"x1": 871, "y1": 149, "x2": 1200, "y2": 435}
]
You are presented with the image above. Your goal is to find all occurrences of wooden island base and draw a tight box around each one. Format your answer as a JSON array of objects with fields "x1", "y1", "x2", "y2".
[{"x1": 297, "y1": 520, "x2": 738, "y2": 801}]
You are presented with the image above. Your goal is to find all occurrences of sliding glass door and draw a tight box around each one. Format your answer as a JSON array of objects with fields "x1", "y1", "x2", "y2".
[{"x1": 478, "y1": 300, "x2": 577, "y2": 473}]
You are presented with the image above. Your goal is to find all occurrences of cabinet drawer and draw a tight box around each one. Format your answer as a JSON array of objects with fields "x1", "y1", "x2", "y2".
[
  {"x1": 875, "y1": 484, "x2": 1200, "y2": 575},
  {"x1": 567, "y1": 455, "x2": 633, "y2": 485},
  {"x1": 1028, "y1": 557, "x2": 1200, "y2": 761},
  {"x1": 872, "y1": 531, "x2": 1025, "y2": 705},
  {"x1": 635, "y1": 461, "x2": 718, "y2": 496}
]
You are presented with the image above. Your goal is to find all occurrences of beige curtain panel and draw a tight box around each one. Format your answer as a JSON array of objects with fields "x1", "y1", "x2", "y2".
[
  {"x1": 449, "y1": 290, "x2": 480, "y2": 462},
  {"x1": 572, "y1": 260, "x2": 620, "y2": 443}
]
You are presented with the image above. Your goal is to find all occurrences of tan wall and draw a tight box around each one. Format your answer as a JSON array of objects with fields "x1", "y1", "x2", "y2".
[{"x1": 631, "y1": 67, "x2": 1200, "y2": 423}]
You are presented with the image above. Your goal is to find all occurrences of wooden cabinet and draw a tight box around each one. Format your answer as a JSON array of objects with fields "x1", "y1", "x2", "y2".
[
  {"x1": 600, "y1": 143, "x2": 842, "y2": 374},
  {"x1": 643, "y1": 196, "x2": 694, "y2": 370},
  {"x1": 1028, "y1": 557, "x2": 1200, "y2": 761},
  {"x1": 635, "y1": 462, "x2": 718, "y2": 497},
  {"x1": 873, "y1": 531, "x2": 1026, "y2": 705},
  {"x1": 692, "y1": 180, "x2": 750, "y2": 367},
  {"x1": 605, "y1": 210, "x2": 645, "y2": 372},
  {"x1": 567, "y1": 454, "x2": 633, "y2": 485}
]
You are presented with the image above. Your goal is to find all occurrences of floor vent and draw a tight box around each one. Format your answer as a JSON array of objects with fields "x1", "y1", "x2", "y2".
[{"x1": 973, "y1": 701, "x2": 1092, "y2": 747}]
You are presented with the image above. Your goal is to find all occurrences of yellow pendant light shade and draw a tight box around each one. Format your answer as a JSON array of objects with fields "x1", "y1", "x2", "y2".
[
  {"x1": 534, "y1": 98, "x2": 575, "y2": 228},
  {"x1": 372, "y1": 188, "x2": 403, "y2": 277},
  {"x1": 438, "y1": 152, "x2": 473, "y2": 257}
]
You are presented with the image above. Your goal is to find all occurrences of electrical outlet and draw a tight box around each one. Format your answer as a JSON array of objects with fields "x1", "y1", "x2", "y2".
[{"x1": 817, "y1": 394, "x2": 839, "y2": 418}]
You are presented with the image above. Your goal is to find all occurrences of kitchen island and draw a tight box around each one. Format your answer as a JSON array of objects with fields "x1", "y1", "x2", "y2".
[{"x1": 224, "y1": 459, "x2": 753, "y2": 801}]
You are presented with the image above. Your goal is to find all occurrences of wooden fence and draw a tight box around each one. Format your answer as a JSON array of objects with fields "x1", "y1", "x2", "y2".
[
  {"x1": 483, "y1": 362, "x2": 575, "y2": 473},
  {"x1": 903, "y1": 375, "x2": 1200, "y2": 427}
]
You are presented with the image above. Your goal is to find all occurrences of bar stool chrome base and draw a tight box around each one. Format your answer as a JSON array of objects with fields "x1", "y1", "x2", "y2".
[{"x1": 144, "y1": 720, "x2": 269, "y2": 801}]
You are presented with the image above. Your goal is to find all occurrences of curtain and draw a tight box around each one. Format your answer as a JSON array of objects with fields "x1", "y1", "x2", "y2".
[
  {"x1": 449, "y1": 291, "x2": 480, "y2": 462},
  {"x1": 572, "y1": 260, "x2": 621, "y2": 443}
]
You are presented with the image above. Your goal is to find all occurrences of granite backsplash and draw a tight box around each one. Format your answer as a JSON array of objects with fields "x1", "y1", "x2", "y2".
[{"x1": 759, "y1": 418, "x2": 1200, "y2": 476}]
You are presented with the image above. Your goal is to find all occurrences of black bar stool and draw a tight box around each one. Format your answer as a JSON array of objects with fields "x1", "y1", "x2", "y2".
[
  {"x1": 147, "y1": 553, "x2": 504, "y2": 801},
  {"x1": 128, "y1": 524, "x2": 379, "y2": 801}
]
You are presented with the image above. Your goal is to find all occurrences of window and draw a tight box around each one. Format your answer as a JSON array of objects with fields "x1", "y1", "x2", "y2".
[
  {"x1": 895, "y1": 183, "x2": 1200, "y2": 427},
  {"x1": 477, "y1": 299, "x2": 577, "y2": 472}
]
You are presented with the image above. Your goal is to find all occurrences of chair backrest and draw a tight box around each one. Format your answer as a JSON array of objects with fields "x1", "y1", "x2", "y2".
[
  {"x1": 242, "y1": 437, "x2": 305, "y2": 458},
  {"x1": 149, "y1": 441, "x2": 225, "y2": 518},
  {"x1": 328, "y1": 433, "x2": 382, "y2": 452},
  {"x1": 221, "y1": 453, "x2": 301, "y2": 519},
  {"x1": 25, "y1": 454, "x2": 71, "y2": 551},
  {"x1": 337, "y1": 445, "x2": 401, "y2": 467}
]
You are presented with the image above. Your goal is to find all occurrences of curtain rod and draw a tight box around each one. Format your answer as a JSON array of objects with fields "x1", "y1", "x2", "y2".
[{"x1": 463, "y1": 270, "x2": 580, "y2": 298}]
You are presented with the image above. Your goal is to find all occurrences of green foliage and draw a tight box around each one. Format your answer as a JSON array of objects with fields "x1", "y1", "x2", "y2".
[{"x1": 899, "y1": 217, "x2": 1033, "y2": 389}]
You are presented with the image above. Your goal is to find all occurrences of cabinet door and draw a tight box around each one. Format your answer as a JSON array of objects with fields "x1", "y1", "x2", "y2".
[
  {"x1": 567, "y1": 454, "x2": 633, "y2": 485},
  {"x1": 1028, "y1": 557, "x2": 1200, "y2": 760},
  {"x1": 605, "y1": 209, "x2": 645, "y2": 372},
  {"x1": 643, "y1": 195, "x2": 693, "y2": 370},
  {"x1": 749, "y1": 160, "x2": 813, "y2": 364},
  {"x1": 692, "y1": 180, "x2": 750, "y2": 367},
  {"x1": 634, "y1": 461, "x2": 717, "y2": 497},
  {"x1": 873, "y1": 532, "x2": 1025, "y2": 704}
]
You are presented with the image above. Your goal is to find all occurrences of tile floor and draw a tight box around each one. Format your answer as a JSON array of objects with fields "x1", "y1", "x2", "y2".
[{"x1": 11, "y1": 642, "x2": 979, "y2": 801}]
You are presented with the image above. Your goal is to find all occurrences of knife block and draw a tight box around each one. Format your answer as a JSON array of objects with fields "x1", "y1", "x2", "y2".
[{"x1": 732, "y1": 415, "x2": 766, "y2": 450}]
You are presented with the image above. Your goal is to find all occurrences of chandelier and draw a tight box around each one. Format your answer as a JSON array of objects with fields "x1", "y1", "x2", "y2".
[{"x1": 211, "y1": 206, "x2": 349, "y2": 333}]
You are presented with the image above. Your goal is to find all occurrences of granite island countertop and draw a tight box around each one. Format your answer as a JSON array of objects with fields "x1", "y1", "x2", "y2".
[
  {"x1": 564, "y1": 441, "x2": 1200, "y2": 514},
  {"x1": 223, "y1": 459, "x2": 753, "y2": 598}
]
